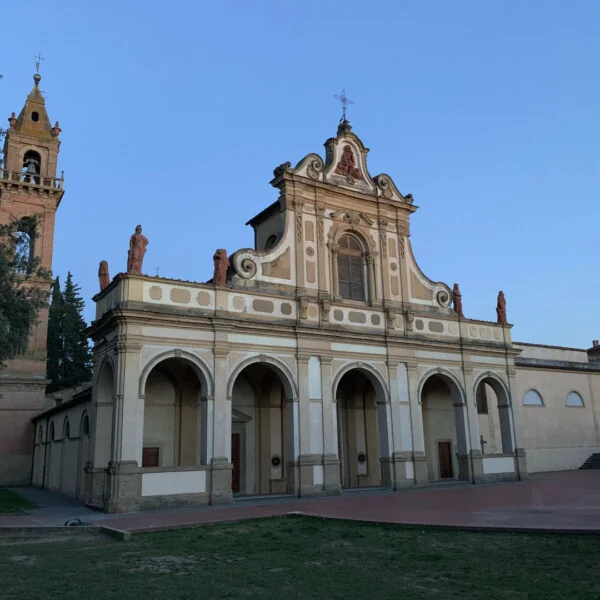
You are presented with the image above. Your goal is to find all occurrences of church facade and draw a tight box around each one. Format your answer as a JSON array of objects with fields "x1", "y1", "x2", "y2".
[{"x1": 4, "y1": 75, "x2": 599, "y2": 513}]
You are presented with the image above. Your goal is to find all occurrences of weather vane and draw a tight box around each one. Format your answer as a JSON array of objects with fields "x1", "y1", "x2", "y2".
[
  {"x1": 34, "y1": 53, "x2": 44, "y2": 75},
  {"x1": 334, "y1": 88, "x2": 354, "y2": 123}
]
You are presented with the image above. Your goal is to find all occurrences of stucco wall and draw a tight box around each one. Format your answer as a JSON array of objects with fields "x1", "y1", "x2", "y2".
[{"x1": 515, "y1": 355, "x2": 600, "y2": 472}]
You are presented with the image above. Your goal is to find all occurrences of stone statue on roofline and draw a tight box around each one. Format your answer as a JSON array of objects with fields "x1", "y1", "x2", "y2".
[
  {"x1": 213, "y1": 249, "x2": 229, "y2": 287},
  {"x1": 98, "y1": 260, "x2": 110, "y2": 291},
  {"x1": 452, "y1": 283, "x2": 464, "y2": 318},
  {"x1": 127, "y1": 224, "x2": 148, "y2": 274},
  {"x1": 496, "y1": 291, "x2": 507, "y2": 325}
]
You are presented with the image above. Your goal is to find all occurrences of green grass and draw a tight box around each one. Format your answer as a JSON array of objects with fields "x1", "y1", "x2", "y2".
[
  {"x1": 0, "y1": 517, "x2": 599, "y2": 599},
  {"x1": 0, "y1": 489, "x2": 35, "y2": 514}
]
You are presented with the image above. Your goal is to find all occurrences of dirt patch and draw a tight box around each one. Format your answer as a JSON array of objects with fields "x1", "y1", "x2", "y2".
[
  {"x1": 129, "y1": 555, "x2": 199, "y2": 574},
  {"x1": 9, "y1": 555, "x2": 37, "y2": 566}
]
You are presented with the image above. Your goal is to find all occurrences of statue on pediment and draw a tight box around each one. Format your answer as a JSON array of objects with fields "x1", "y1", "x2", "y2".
[
  {"x1": 213, "y1": 249, "x2": 229, "y2": 287},
  {"x1": 98, "y1": 261, "x2": 110, "y2": 291},
  {"x1": 496, "y1": 291, "x2": 507, "y2": 325},
  {"x1": 127, "y1": 225, "x2": 148, "y2": 274},
  {"x1": 452, "y1": 283, "x2": 464, "y2": 318}
]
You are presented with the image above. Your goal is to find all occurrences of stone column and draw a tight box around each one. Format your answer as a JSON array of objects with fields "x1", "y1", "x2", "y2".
[
  {"x1": 295, "y1": 354, "x2": 317, "y2": 496},
  {"x1": 384, "y1": 362, "x2": 415, "y2": 488},
  {"x1": 320, "y1": 355, "x2": 341, "y2": 495},
  {"x1": 198, "y1": 393, "x2": 214, "y2": 465},
  {"x1": 104, "y1": 344, "x2": 143, "y2": 513},
  {"x1": 407, "y1": 363, "x2": 428, "y2": 484},
  {"x1": 461, "y1": 367, "x2": 483, "y2": 482},
  {"x1": 329, "y1": 244, "x2": 339, "y2": 298},
  {"x1": 210, "y1": 348, "x2": 232, "y2": 504},
  {"x1": 367, "y1": 254, "x2": 377, "y2": 303}
]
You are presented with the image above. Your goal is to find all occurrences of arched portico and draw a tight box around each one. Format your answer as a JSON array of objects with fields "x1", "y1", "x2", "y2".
[
  {"x1": 332, "y1": 363, "x2": 391, "y2": 489},
  {"x1": 227, "y1": 355, "x2": 298, "y2": 496},
  {"x1": 473, "y1": 372, "x2": 515, "y2": 455},
  {"x1": 141, "y1": 355, "x2": 210, "y2": 469},
  {"x1": 419, "y1": 369, "x2": 470, "y2": 482}
]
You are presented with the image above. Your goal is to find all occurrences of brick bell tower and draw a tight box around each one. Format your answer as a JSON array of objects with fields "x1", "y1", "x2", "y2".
[{"x1": 0, "y1": 71, "x2": 65, "y2": 485}]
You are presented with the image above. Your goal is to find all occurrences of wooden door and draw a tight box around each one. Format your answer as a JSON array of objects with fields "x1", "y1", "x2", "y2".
[
  {"x1": 142, "y1": 447, "x2": 159, "y2": 468},
  {"x1": 231, "y1": 433, "x2": 241, "y2": 493},
  {"x1": 438, "y1": 442, "x2": 454, "y2": 479}
]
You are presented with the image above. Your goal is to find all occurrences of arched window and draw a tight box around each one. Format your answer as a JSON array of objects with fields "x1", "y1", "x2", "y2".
[
  {"x1": 63, "y1": 418, "x2": 70, "y2": 440},
  {"x1": 49, "y1": 422, "x2": 55, "y2": 442},
  {"x1": 265, "y1": 234, "x2": 278, "y2": 251},
  {"x1": 37, "y1": 425, "x2": 44, "y2": 444},
  {"x1": 15, "y1": 216, "x2": 36, "y2": 274},
  {"x1": 22, "y1": 150, "x2": 41, "y2": 184},
  {"x1": 338, "y1": 234, "x2": 366, "y2": 301},
  {"x1": 566, "y1": 391, "x2": 584, "y2": 407},
  {"x1": 81, "y1": 415, "x2": 90, "y2": 436},
  {"x1": 523, "y1": 390, "x2": 544, "y2": 406}
]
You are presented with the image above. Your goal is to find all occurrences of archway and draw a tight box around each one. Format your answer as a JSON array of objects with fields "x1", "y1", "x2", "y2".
[
  {"x1": 334, "y1": 367, "x2": 389, "y2": 489},
  {"x1": 420, "y1": 372, "x2": 469, "y2": 481},
  {"x1": 93, "y1": 360, "x2": 115, "y2": 469},
  {"x1": 474, "y1": 374, "x2": 514, "y2": 455},
  {"x1": 77, "y1": 414, "x2": 91, "y2": 499},
  {"x1": 229, "y1": 361, "x2": 294, "y2": 495},
  {"x1": 59, "y1": 417, "x2": 70, "y2": 494},
  {"x1": 45, "y1": 422, "x2": 56, "y2": 490},
  {"x1": 142, "y1": 357, "x2": 206, "y2": 468},
  {"x1": 33, "y1": 424, "x2": 44, "y2": 486}
]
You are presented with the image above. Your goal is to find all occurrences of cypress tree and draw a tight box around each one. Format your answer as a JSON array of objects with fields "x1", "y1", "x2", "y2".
[{"x1": 46, "y1": 272, "x2": 92, "y2": 392}]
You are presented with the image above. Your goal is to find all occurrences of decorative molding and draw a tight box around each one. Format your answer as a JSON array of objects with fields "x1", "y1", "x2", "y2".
[{"x1": 298, "y1": 296, "x2": 309, "y2": 319}]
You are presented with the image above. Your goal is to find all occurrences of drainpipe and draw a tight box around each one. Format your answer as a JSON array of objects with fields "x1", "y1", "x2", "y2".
[{"x1": 41, "y1": 418, "x2": 49, "y2": 488}]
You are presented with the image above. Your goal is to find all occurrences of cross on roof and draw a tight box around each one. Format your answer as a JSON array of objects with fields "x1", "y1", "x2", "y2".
[
  {"x1": 334, "y1": 88, "x2": 354, "y2": 123},
  {"x1": 34, "y1": 53, "x2": 44, "y2": 74}
]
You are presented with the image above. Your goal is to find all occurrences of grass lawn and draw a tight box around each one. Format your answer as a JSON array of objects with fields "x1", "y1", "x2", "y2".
[
  {"x1": 0, "y1": 489, "x2": 35, "y2": 514},
  {"x1": 0, "y1": 516, "x2": 599, "y2": 599}
]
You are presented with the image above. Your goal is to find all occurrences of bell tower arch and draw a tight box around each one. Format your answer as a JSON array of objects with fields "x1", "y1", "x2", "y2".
[{"x1": 0, "y1": 72, "x2": 65, "y2": 485}]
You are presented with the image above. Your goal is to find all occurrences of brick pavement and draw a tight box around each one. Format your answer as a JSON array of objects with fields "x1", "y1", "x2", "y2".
[
  {"x1": 96, "y1": 470, "x2": 600, "y2": 534},
  {"x1": 2, "y1": 471, "x2": 599, "y2": 533}
]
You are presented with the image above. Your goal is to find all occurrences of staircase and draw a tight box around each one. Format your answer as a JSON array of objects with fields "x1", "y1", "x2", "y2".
[{"x1": 580, "y1": 454, "x2": 600, "y2": 470}]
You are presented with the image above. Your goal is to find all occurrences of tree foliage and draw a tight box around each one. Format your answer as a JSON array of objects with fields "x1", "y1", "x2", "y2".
[
  {"x1": 46, "y1": 272, "x2": 93, "y2": 392},
  {"x1": 0, "y1": 217, "x2": 51, "y2": 368}
]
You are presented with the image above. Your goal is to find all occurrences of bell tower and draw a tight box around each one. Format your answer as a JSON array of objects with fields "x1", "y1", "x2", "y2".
[{"x1": 0, "y1": 71, "x2": 65, "y2": 485}]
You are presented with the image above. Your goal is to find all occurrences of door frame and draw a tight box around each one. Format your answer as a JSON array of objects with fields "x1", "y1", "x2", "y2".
[
  {"x1": 436, "y1": 439, "x2": 455, "y2": 480},
  {"x1": 231, "y1": 423, "x2": 247, "y2": 494}
]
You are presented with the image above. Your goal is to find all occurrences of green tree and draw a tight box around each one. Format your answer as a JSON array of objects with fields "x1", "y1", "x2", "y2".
[
  {"x1": 46, "y1": 272, "x2": 93, "y2": 392},
  {"x1": 0, "y1": 217, "x2": 50, "y2": 368}
]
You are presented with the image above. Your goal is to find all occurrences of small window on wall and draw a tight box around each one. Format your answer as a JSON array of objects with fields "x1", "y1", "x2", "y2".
[
  {"x1": 523, "y1": 390, "x2": 544, "y2": 406},
  {"x1": 566, "y1": 392, "x2": 584, "y2": 407}
]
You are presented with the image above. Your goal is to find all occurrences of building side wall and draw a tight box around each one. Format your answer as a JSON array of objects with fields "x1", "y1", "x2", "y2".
[{"x1": 515, "y1": 365, "x2": 600, "y2": 472}]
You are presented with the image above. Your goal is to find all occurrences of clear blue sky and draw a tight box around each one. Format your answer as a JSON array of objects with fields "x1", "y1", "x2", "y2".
[{"x1": 2, "y1": 1, "x2": 598, "y2": 348}]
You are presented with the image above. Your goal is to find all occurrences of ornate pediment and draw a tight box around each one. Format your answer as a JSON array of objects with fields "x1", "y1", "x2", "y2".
[{"x1": 272, "y1": 120, "x2": 413, "y2": 204}]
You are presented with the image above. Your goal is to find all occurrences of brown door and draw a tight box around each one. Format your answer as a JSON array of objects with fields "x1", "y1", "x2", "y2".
[
  {"x1": 142, "y1": 447, "x2": 159, "y2": 468},
  {"x1": 231, "y1": 433, "x2": 241, "y2": 493},
  {"x1": 438, "y1": 442, "x2": 454, "y2": 479}
]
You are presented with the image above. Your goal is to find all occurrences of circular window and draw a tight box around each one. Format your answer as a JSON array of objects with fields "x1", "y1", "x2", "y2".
[{"x1": 31, "y1": 112, "x2": 39, "y2": 122}]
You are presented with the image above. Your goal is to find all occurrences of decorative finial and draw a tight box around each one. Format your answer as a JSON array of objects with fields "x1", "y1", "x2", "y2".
[
  {"x1": 34, "y1": 53, "x2": 44, "y2": 75},
  {"x1": 8, "y1": 112, "x2": 17, "y2": 129},
  {"x1": 52, "y1": 121, "x2": 61, "y2": 137},
  {"x1": 334, "y1": 88, "x2": 354, "y2": 123}
]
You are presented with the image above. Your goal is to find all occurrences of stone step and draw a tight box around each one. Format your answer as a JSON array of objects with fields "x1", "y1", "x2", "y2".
[{"x1": 579, "y1": 453, "x2": 600, "y2": 469}]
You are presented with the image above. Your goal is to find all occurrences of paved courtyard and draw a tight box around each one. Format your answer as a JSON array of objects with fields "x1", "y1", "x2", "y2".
[{"x1": 2, "y1": 470, "x2": 599, "y2": 533}]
